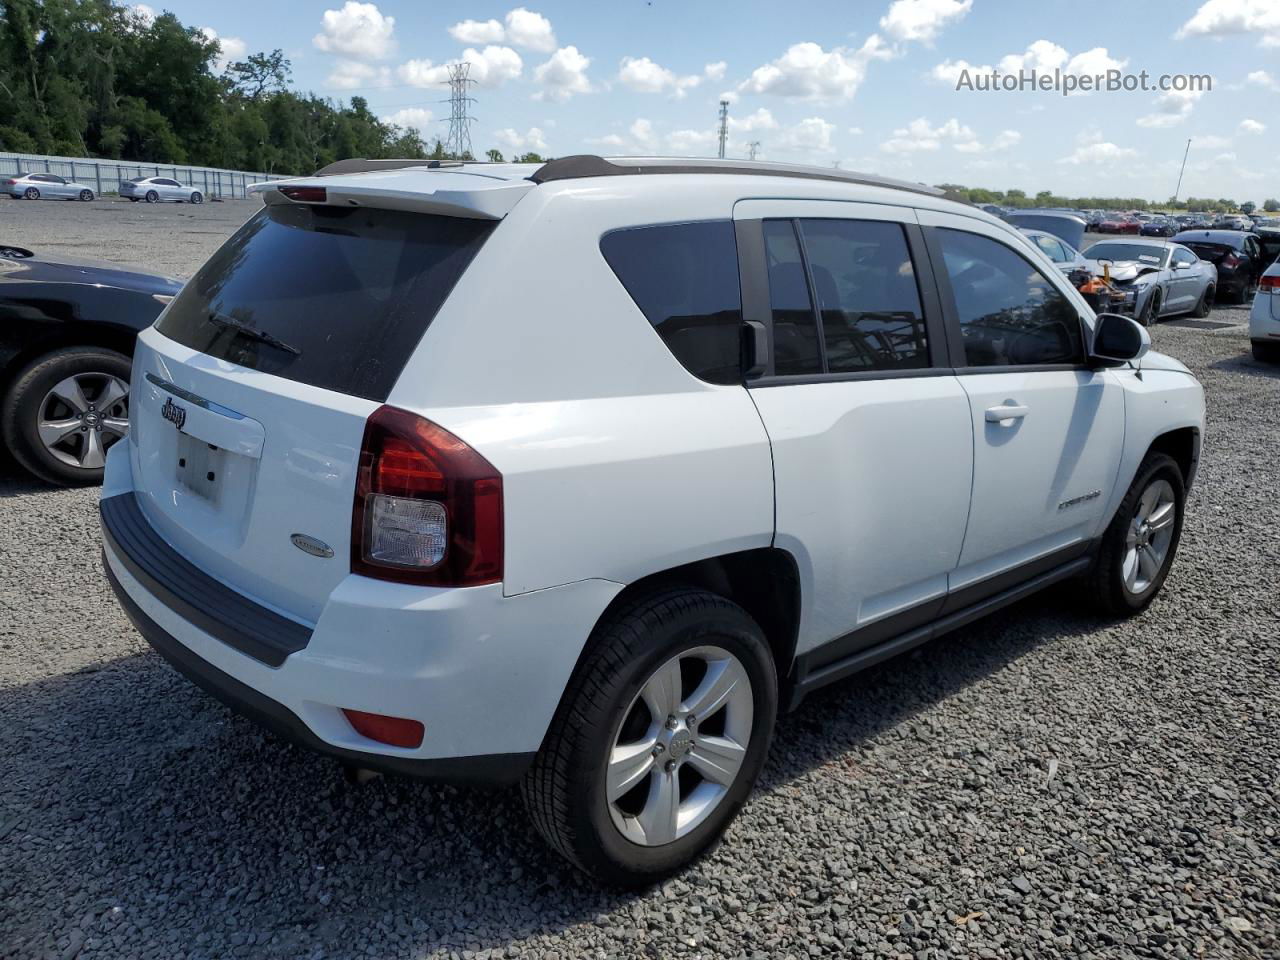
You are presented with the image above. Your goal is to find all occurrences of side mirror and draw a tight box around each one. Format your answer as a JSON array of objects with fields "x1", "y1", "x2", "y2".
[
  {"x1": 741, "y1": 320, "x2": 769, "y2": 378},
  {"x1": 1090, "y1": 313, "x2": 1151, "y2": 367}
]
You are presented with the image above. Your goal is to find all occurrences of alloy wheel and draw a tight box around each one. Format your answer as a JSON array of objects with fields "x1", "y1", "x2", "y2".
[
  {"x1": 1122, "y1": 478, "x2": 1176, "y2": 595},
  {"x1": 606, "y1": 645, "x2": 753, "y2": 846},
  {"x1": 37, "y1": 372, "x2": 129, "y2": 470}
]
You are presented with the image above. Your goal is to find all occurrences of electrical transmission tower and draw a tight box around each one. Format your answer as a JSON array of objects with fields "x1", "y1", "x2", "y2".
[
  {"x1": 747, "y1": 141, "x2": 761, "y2": 161},
  {"x1": 442, "y1": 63, "x2": 477, "y2": 160},
  {"x1": 717, "y1": 100, "x2": 729, "y2": 159}
]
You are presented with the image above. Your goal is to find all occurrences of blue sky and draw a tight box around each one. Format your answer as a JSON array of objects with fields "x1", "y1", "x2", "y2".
[{"x1": 145, "y1": 0, "x2": 1277, "y2": 201}]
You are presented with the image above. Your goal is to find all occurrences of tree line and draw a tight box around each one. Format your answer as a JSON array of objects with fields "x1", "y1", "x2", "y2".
[{"x1": 0, "y1": 0, "x2": 542, "y2": 174}]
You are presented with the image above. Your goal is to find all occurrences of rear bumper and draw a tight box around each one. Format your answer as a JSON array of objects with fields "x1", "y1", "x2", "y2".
[{"x1": 100, "y1": 445, "x2": 622, "y2": 783}]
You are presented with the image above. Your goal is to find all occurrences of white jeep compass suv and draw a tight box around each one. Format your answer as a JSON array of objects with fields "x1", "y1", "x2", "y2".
[{"x1": 100, "y1": 156, "x2": 1205, "y2": 885}]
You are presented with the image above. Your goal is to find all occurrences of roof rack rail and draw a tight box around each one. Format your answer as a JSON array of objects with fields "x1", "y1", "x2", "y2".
[
  {"x1": 528, "y1": 155, "x2": 946, "y2": 199},
  {"x1": 312, "y1": 158, "x2": 466, "y2": 177}
]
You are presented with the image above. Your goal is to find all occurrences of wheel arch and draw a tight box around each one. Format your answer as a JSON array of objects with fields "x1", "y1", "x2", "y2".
[
  {"x1": 2, "y1": 321, "x2": 139, "y2": 394},
  {"x1": 1146, "y1": 426, "x2": 1201, "y2": 492},
  {"x1": 582, "y1": 547, "x2": 803, "y2": 698}
]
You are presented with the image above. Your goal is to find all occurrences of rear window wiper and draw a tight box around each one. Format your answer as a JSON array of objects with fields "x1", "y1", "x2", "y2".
[{"x1": 206, "y1": 312, "x2": 301, "y2": 356}]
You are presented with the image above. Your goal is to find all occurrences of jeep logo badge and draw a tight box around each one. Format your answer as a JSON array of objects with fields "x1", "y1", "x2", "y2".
[
  {"x1": 161, "y1": 397, "x2": 187, "y2": 431},
  {"x1": 290, "y1": 533, "x2": 335, "y2": 559}
]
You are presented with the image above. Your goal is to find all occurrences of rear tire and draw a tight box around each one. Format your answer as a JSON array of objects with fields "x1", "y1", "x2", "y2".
[
  {"x1": 145, "y1": 190, "x2": 158, "y2": 203},
  {"x1": 1, "y1": 347, "x2": 132, "y2": 487},
  {"x1": 1084, "y1": 452, "x2": 1185, "y2": 617},
  {"x1": 23, "y1": 187, "x2": 38, "y2": 200},
  {"x1": 1253, "y1": 342, "x2": 1280, "y2": 363},
  {"x1": 523, "y1": 589, "x2": 777, "y2": 886},
  {"x1": 1191, "y1": 285, "x2": 1213, "y2": 318}
]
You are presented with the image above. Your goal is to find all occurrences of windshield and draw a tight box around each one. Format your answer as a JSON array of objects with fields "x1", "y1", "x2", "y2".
[
  {"x1": 156, "y1": 204, "x2": 494, "y2": 400},
  {"x1": 1084, "y1": 243, "x2": 1168, "y2": 267}
]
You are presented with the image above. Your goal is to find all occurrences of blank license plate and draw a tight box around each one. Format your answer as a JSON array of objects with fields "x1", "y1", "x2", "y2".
[{"x1": 176, "y1": 433, "x2": 225, "y2": 504}]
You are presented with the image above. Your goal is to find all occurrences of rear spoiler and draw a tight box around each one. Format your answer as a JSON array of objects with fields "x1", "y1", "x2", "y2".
[{"x1": 249, "y1": 169, "x2": 533, "y2": 221}]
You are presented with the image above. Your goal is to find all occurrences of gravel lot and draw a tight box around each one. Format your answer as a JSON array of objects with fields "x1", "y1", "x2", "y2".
[{"x1": 1, "y1": 199, "x2": 1277, "y2": 960}]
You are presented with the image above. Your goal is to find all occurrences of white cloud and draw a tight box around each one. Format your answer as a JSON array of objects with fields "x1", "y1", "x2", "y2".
[
  {"x1": 730, "y1": 107, "x2": 779, "y2": 132},
  {"x1": 849, "y1": 126, "x2": 864, "y2": 135},
  {"x1": 1239, "y1": 118, "x2": 1266, "y2": 134},
  {"x1": 1177, "y1": 0, "x2": 1280, "y2": 47},
  {"x1": 1188, "y1": 134, "x2": 1234, "y2": 149},
  {"x1": 462, "y1": 45, "x2": 523, "y2": 86},
  {"x1": 629, "y1": 118, "x2": 657, "y2": 150},
  {"x1": 1136, "y1": 88, "x2": 1204, "y2": 128},
  {"x1": 449, "y1": 18, "x2": 505, "y2": 45},
  {"x1": 590, "y1": 134, "x2": 627, "y2": 149},
  {"x1": 506, "y1": 8, "x2": 556, "y2": 53},
  {"x1": 777, "y1": 117, "x2": 837, "y2": 153},
  {"x1": 704, "y1": 61, "x2": 727, "y2": 82},
  {"x1": 933, "y1": 40, "x2": 1126, "y2": 92},
  {"x1": 396, "y1": 59, "x2": 449, "y2": 87},
  {"x1": 494, "y1": 126, "x2": 549, "y2": 152},
  {"x1": 1057, "y1": 137, "x2": 1139, "y2": 165},
  {"x1": 882, "y1": 116, "x2": 976, "y2": 153},
  {"x1": 384, "y1": 107, "x2": 434, "y2": 132},
  {"x1": 199, "y1": 27, "x2": 246, "y2": 71},
  {"x1": 667, "y1": 128, "x2": 719, "y2": 155},
  {"x1": 739, "y1": 37, "x2": 895, "y2": 101},
  {"x1": 879, "y1": 0, "x2": 972, "y2": 43},
  {"x1": 533, "y1": 45, "x2": 591, "y2": 101},
  {"x1": 1245, "y1": 69, "x2": 1278, "y2": 89},
  {"x1": 329, "y1": 60, "x2": 391, "y2": 89},
  {"x1": 618, "y1": 56, "x2": 702, "y2": 98},
  {"x1": 314, "y1": 1, "x2": 396, "y2": 61}
]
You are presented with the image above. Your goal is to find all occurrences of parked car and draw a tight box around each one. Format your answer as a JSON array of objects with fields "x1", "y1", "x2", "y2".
[
  {"x1": 1172, "y1": 229, "x2": 1266, "y2": 303},
  {"x1": 1097, "y1": 215, "x2": 1140, "y2": 234},
  {"x1": 0, "y1": 244, "x2": 181, "y2": 484},
  {"x1": 3, "y1": 172, "x2": 96, "y2": 201},
  {"x1": 1252, "y1": 225, "x2": 1280, "y2": 268},
  {"x1": 1140, "y1": 217, "x2": 1177, "y2": 238},
  {"x1": 1249, "y1": 259, "x2": 1280, "y2": 361},
  {"x1": 1019, "y1": 228, "x2": 1089, "y2": 273},
  {"x1": 1211, "y1": 215, "x2": 1250, "y2": 231},
  {"x1": 99, "y1": 156, "x2": 1206, "y2": 885},
  {"x1": 120, "y1": 176, "x2": 204, "y2": 204},
  {"x1": 1082, "y1": 239, "x2": 1217, "y2": 324}
]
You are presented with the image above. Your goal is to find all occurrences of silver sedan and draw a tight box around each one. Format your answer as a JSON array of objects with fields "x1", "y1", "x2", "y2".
[
  {"x1": 1082, "y1": 238, "x2": 1218, "y2": 324},
  {"x1": 119, "y1": 176, "x2": 204, "y2": 204},
  {"x1": 3, "y1": 173, "x2": 96, "y2": 201}
]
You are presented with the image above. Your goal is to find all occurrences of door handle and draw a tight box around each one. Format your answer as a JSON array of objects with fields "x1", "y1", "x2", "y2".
[{"x1": 985, "y1": 403, "x2": 1029, "y2": 423}]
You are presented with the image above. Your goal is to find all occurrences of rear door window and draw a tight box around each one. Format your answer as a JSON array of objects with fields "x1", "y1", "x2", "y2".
[
  {"x1": 599, "y1": 220, "x2": 744, "y2": 385},
  {"x1": 762, "y1": 220, "x2": 822, "y2": 376},
  {"x1": 156, "y1": 204, "x2": 494, "y2": 401},
  {"x1": 795, "y1": 218, "x2": 929, "y2": 373}
]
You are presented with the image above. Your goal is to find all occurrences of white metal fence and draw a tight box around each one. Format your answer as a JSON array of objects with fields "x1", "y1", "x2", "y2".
[{"x1": 0, "y1": 152, "x2": 294, "y2": 199}]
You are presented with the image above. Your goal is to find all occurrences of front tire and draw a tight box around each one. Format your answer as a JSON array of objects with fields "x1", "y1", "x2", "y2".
[
  {"x1": 1085, "y1": 452, "x2": 1185, "y2": 616},
  {"x1": 1, "y1": 347, "x2": 132, "y2": 486},
  {"x1": 523, "y1": 589, "x2": 777, "y2": 886},
  {"x1": 1137, "y1": 290, "x2": 1161, "y2": 326},
  {"x1": 189, "y1": 192, "x2": 203, "y2": 204},
  {"x1": 79, "y1": 189, "x2": 94, "y2": 201},
  {"x1": 1253, "y1": 342, "x2": 1280, "y2": 363}
]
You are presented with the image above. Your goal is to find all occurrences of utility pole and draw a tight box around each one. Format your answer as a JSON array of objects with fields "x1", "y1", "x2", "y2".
[
  {"x1": 1172, "y1": 137, "x2": 1191, "y2": 204},
  {"x1": 717, "y1": 100, "x2": 729, "y2": 159},
  {"x1": 442, "y1": 63, "x2": 477, "y2": 160},
  {"x1": 747, "y1": 141, "x2": 761, "y2": 161}
]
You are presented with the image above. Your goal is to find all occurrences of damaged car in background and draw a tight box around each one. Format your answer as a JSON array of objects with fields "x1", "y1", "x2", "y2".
[{"x1": 1008, "y1": 212, "x2": 1216, "y2": 325}]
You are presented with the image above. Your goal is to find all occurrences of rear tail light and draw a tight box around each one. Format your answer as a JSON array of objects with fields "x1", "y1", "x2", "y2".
[
  {"x1": 1222, "y1": 253, "x2": 1240, "y2": 268},
  {"x1": 3, "y1": 179, "x2": 15, "y2": 186},
  {"x1": 352, "y1": 405, "x2": 503, "y2": 587},
  {"x1": 1261, "y1": 275, "x2": 1280, "y2": 293},
  {"x1": 342, "y1": 709, "x2": 424, "y2": 748}
]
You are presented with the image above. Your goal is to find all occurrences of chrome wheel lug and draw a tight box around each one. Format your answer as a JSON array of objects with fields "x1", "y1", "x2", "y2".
[
  {"x1": 666, "y1": 715, "x2": 678, "y2": 730},
  {"x1": 664, "y1": 760, "x2": 676, "y2": 774},
  {"x1": 652, "y1": 743, "x2": 664, "y2": 757}
]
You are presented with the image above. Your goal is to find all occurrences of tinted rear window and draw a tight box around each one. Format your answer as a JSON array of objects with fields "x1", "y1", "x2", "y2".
[
  {"x1": 599, "y1": 220, "x2": 743, "y2": 385},
  {"x1": 156, "y1": 204, "x2": 493, "y2": 400}
]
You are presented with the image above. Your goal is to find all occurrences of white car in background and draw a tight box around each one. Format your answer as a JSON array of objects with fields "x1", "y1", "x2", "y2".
[
  {"x1": 120, "y1": 176, "x2": 203, "y2": 204},
  {"x1": 1249, "y1": 260, "x2": 1280, "y2": 362},
  {"x1": 3, "y1": 172, "x2": 96, "y2": 201},
  {"x1": 100, "y1": 156, "x2": 1206, "y2": 885}
]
